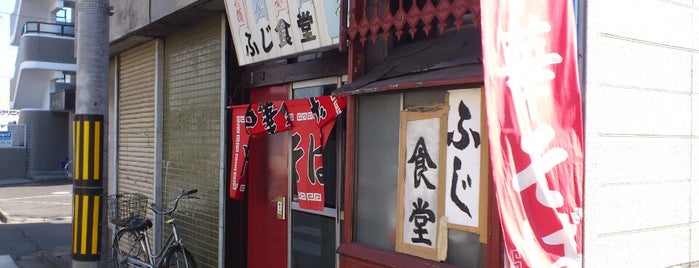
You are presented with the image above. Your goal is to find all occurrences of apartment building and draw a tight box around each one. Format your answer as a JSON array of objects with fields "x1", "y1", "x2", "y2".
[{"x1": 8, "y1": 0, "x2": 75, "y2": 180}]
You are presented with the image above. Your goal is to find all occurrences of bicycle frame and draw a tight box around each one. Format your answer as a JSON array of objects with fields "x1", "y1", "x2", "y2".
[
  {"x1": 118, "y1": 217, "x2": 184, "y2": 268},
  {"x1": 113, "y1": 189, "x2": 197, "y2": 268}
]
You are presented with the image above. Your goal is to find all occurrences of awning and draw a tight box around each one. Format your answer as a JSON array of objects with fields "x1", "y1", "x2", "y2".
[{"x1": 334, "y1": 26, "x2": 484, "y2": 96}]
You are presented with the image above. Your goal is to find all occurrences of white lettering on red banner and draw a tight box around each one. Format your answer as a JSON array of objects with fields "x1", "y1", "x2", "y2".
[
  {"x1": 227, "y1": 96, "x2": 347, "y2": 211},
  {"x1": 229, "y1": 105, "x2": 252, "y2": 199},
  {"x1": 481, "y1": 0, "x2": 584, "y2": 267}
]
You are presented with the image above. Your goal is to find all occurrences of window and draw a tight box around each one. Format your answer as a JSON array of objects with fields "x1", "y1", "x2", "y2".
[
  {"x1": 354, "y1": 87, "x2": 488, "y2": 267},
  {"x1": 55, "y1": 8, "x2": 73, "y2": 24}
]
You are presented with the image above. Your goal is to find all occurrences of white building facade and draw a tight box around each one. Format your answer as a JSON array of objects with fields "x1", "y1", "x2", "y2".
[
  {"x1": 583, "y1": 0, "x2": 699, "y2": 267},
  {"x1": 7, "y1": 0, "x2": 74, "y2": 180}
]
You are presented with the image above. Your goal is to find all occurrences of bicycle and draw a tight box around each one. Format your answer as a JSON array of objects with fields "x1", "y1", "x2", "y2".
[
  {"x1": 109, "y1": 189, "x2": 198, "y2": 268},
  {"x1": 63, "y1": 160, "x2": 73, "y2": 178}
]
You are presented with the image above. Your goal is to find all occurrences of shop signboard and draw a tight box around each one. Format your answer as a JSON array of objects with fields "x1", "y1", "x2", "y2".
[
  {"x1": 0, "y1": 131, "x2": 11, "y2": 147},
  {"x1": 223, "y1": 0, "x2": 340, "y2": 65},
  {"x1": 396, "y1": 106, "x2": 447, "y2": 261},
  {"x1": 444, "y1": 88, "x2": 489, "y2": 243}
]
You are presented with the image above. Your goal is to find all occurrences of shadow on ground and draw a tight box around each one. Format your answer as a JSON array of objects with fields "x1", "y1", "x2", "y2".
[{"x1": 0, "y1": 222, "x2": 71, "y2": 259}]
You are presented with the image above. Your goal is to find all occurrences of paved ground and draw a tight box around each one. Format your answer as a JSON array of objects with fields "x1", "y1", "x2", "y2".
[{"x1": 0, "y1": 178, "x2": 72, "y2": 268}]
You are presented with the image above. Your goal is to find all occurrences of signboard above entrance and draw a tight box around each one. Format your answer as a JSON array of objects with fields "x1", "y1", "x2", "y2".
[{"x1": 223, "y1": 0, "x2": 341, "y2": 65}]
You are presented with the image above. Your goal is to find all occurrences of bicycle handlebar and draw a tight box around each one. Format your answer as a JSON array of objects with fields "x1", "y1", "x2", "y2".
[{"x1": 148, "y1": 189, "x2": 197, "y2": 216}]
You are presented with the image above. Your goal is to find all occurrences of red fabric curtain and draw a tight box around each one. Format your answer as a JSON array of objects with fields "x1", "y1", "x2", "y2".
[
  {"x1": 480, "y1": 1, "x2": 584, "y2": 267},
  {"x1": 227, "y1": 96, "x2": 347, "y2": 210},
  {"x1": 229, "y1": 104, "x2": 251, "y2": 199}
]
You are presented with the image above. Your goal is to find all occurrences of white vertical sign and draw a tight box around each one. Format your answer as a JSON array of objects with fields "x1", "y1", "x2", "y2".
[
  {"x1": 402, "y1": 117, "x2": 441, "y2": 248},
  {"x1": 445, "y1": 88, "x2": 482, "y2": 228}
]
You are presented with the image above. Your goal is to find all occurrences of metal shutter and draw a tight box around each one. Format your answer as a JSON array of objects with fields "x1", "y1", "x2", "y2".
[
  {"x1": 117, "y1": 41, "x2": 156, "y2": 203},
  {"x1": 162, "y1": 16, "x2": 222, "y2": 267}
]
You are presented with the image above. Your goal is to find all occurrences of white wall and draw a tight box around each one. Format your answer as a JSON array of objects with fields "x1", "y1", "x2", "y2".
[
  {"x1": 584, "y1": 0, "x2": 699, "y2": 267},
  {"x1": 11, "y1": 69, "x2": 52, "y2": 109}
]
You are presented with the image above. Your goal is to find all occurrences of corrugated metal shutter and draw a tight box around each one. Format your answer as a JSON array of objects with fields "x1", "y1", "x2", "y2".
[
  {"x1": 117, "y1": 40, "x2": 156, "y2": 207},
  {"x1": 162, "y1": 16, "x2": 222, "y2": 267}
]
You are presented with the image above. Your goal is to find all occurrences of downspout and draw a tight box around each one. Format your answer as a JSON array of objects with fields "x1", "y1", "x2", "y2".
[
  {"x1": 218, "y1": 14, "x2": 228, "y2": 268},
  {"x1": 154, "y1": 38, "x2": 165, "y2": 252}
]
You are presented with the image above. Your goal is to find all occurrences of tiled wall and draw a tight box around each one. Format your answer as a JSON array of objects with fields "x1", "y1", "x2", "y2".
[
  {"x1": 584, "y1": 0, "x2": 699, "y2": 266},
  {"x1": 162, "y1": 15, "x2": 222, "y2": 268},
  {"x1": 0, "y1": 148, "x2": 26, "y2": 179},
  {"x1": 19, "y1": 110, "x2": 69, "y2": 179}
]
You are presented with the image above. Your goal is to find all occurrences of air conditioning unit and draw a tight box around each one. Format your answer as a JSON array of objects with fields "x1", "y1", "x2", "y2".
[{"x1": 50, "y1": 88, "x2": 75, "y2": 112}]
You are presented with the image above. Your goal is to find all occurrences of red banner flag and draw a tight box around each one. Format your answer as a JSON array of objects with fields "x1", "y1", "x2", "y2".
[
  {"x1": 286, "y1": 96, "x2": 347, "y2": 210},
  {"x1": 229, "y1": 104, "x2": 251, "y2": 200},
  {"x1": 246, "y1": 100, "x2": 292, "y2": 135},
  {"x1": 481, "y1": 1, "x2": 584, "y2": 267}
]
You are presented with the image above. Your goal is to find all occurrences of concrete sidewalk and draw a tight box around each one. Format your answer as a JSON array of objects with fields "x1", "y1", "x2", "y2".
[
  {"x1": 0, "y1": 178, "x2": 73, "y2": 268},
  {"x1": 7, "y1": 246, "x2": 71, "y2": 268}
]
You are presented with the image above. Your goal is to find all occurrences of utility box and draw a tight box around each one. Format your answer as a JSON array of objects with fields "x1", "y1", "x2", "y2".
[{"x1": 50, "y1": 89, "x2": 75, "y2": 112}]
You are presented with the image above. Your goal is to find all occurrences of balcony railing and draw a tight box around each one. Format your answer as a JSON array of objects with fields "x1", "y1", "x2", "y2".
[{"x1": 22, "y1": 22, "x2": 75, "y2": 37}]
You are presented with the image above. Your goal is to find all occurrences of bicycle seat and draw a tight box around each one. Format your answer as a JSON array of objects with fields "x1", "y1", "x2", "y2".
[{"x1": 125, "y1": 218, "x2": 153, "y2": 231}]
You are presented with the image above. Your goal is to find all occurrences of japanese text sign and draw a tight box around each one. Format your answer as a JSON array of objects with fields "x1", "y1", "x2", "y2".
[
  {"x1": 481, "y1": 0, "x2": 584, "y2": 267},
  {"x1": 229, "y1": 105, "x2": 251, "y2": 200},
  {"x1": 396, "y1": 106, "x2": 447, "y2": 261},
  {"x1": 0, "y1": 131, "x2": 11, "y2": 147},
  {"x1": 445, "y1": 88, "x2": 486, "y2": 232},
  {"x1": 223, "y1": 0, "x2": 341, "y2": 65},
  {"x1": 227, "y1": 96, "x2": 347, "y2": 211}
]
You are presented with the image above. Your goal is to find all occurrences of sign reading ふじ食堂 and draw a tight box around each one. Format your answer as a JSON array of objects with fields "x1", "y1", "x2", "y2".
[{"x1": 223, "y1": 0, "x2": 340, "y2": 65}]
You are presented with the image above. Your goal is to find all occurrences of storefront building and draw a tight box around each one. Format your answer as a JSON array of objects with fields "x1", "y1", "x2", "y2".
[
  {"x1": 331, "y1": 0, "x2": 501, "y2": 266},
  {"x1": 108, "y1": 1, "x2": 228, "y2": 266},
  {"x1": 221, "y1": 0, "x2": 348, "y2": 265},
  {"x1": 105, "y1": 0, "x2": 699, "y2": 267}
]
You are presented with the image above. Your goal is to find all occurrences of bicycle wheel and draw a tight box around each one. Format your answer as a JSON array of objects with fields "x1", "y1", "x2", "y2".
[
  {"x1": 112, "y1": 229, "x2": 148, "y2": 267},
  {"x1": 163, "y1": 246, "x2": 196, "y2": 268}
]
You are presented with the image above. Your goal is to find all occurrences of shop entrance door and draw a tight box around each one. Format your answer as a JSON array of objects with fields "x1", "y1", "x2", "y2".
[
  {"x1": 245, "y1": 78, "x2": 345, "y2": 267},
  {"x1": 247, "y1": 85, "x2": 290, "y2": 267}
]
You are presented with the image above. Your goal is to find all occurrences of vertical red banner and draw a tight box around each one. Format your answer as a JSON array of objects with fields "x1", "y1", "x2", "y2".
[
  {"x1": 286, "y1": 96, "x2": 347, "y2": 211},
  {"x1": 480, "y1": 1, "x2": 584, "y2": 267},
  {"x1": 229, "y1": 105, "x2": 251, "y2": 200}
]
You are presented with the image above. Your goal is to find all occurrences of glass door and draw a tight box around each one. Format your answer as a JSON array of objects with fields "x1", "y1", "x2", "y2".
[{"x1": 289, "y1": 77, "x2": 344, "y2": 268}]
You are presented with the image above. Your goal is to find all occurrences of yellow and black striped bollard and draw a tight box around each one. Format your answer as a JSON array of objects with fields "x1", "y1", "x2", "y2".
[{"x1": 71, "y1": 114, "x2": 104, "y2": 261}]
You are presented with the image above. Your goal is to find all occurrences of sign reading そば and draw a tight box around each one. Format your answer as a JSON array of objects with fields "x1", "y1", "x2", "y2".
[{"x1": 223, "y1": 0, "x2": 340, "y2": 65}]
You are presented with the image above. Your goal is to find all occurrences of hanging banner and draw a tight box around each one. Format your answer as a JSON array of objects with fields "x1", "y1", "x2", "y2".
[
  {"x1": 227, "y1": 96, "x2": 347, "y2": 211},
  {"x1": 229, "y1": 105, "x2": 251, "y2": 200},
  {"x1": 481, "y1": 0, "x2": 584, "y2": 267},
  {"x1": 246, "y1": 100, "x2": 292, "y2": 135},
  {"x1": 222, "y1": 0, "x2": 341, "y2": 66},
  {"x1": 286, "y1": 95, "x2": 346, "y2": 210}
]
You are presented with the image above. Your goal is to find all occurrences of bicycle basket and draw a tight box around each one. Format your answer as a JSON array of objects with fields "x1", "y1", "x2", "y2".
[{"x1": 108, "y1": 193, "x2": 147, "y2": 227}]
